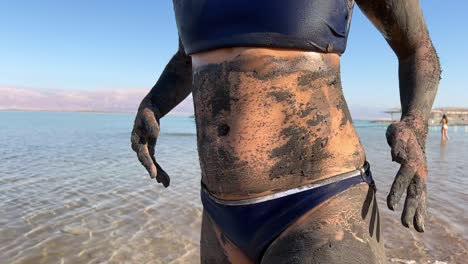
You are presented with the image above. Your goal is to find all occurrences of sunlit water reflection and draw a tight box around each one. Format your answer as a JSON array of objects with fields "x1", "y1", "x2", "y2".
[{"x1": 0, "y1": 112, "x2": 466, "y2": 263}]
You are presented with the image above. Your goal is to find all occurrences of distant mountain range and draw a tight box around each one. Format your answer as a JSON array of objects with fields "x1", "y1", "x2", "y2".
[
  {"x1": 0, "y1": 86, "x2": 194, "y2": 115},
  {"x1": 0, "y1": 86, "x2": 392, "y2": 119}
]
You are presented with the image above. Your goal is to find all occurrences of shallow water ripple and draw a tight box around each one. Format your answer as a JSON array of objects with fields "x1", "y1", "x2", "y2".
[{"x1": 0, "y1": 112, "x2": 466, "y2": 263}]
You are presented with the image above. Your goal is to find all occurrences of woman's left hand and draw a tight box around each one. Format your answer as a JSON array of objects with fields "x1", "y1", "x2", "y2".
[{"x1": 385, "y1": 115, "x2": 428, "y2": 232}]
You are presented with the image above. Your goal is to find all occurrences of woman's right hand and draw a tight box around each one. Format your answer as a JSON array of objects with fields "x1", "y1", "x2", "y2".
[{"x1": 130, "y1": 98, "x2": 170, "y2": 187}]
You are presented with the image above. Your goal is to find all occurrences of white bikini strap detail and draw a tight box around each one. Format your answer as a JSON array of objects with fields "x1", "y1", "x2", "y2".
[{"x1": 204, "y1": 162, "x2": 370, "y2": 206}]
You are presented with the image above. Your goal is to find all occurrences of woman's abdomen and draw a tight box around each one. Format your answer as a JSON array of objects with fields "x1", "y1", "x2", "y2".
[{"x1": 192, "y1": 48, "x2": 365, "y2": 199}]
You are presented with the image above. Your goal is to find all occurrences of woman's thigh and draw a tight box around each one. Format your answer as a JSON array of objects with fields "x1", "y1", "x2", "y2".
[
  {"x1": 200, "y1": 211, "x2": 253, "y2": 264},
  {"x1": 261, "y1": 184, "x2": 386, "y2": 264}
]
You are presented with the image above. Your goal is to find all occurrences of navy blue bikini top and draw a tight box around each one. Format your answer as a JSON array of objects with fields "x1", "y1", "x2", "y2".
[{"x1": 173, "y1": 0, "x2": 354, "y2": 55}]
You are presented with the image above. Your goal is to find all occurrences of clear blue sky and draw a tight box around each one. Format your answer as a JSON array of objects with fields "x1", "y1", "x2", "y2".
[{"x1": 0, "y1": 0, "x2": 465, "y2": 108}]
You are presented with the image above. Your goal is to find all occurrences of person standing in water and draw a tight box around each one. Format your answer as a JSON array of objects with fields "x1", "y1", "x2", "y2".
[
  {"x1": 131, "y1": 0, "x2": 441, "y2": 263},
  {"x1": 441, "y1": 114, "x2": 449, "y2": 141}
]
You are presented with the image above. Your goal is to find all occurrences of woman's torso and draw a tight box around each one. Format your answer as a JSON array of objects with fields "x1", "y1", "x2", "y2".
[
  {"x1": 441, "y1": 118, "x2": 448, "y2": 128},
  {"x1": 191, "y1": 48, "x2": 365, "y2": 200}
]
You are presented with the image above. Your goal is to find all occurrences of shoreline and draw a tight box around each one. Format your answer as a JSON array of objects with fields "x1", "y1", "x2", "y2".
[
  {"x1": 0, "y1": 109, "x2": 192, "y2": 116},
  {"x1": 2, "y1": 109, "x2": 468, "y2": 125},
  {"x1": 0, "y1": 108, "x2": 134, "y2": 114}
]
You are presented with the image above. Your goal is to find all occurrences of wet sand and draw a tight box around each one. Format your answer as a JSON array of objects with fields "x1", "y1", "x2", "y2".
[{"x1": 0, "y1": 112, "x2": 466, "y2": 263}]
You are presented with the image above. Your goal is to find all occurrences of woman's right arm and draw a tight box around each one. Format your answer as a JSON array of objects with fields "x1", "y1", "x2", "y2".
[
  {"x1": 142, "y1": 39, "x2": 192, "y2": 118},
  {"x1": 131, "y1": 39, "x2": 192, "y2": 187}
]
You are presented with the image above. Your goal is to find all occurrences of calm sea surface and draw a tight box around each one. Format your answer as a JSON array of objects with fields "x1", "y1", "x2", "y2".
[{"x1": 0, "y1": 111, "x2": 466, "y2": 263}]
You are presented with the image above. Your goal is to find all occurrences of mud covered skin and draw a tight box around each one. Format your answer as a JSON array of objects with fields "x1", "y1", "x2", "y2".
[
  {"x1": 131, "y1": 103, "x2": 171, "y2": 187},
  {"x1": 201, "y1": 212, "x2": 254, "y2": 264},
  {"x1": 261, "y1": 184, "x2": 386, "y2": 264},
  {"x1": 356, "y1": 0, "x2": 440, "y2": 232},
  {"x1": 131, "y1": 39, "x2": 192, "y2": 186},
  {"x1": 147, "y1": 39, "x2": 193, "y2": 117},
  {"x1": 192, "y1": 48, "x2": 365, "y2": 199},
  {"x1": 386, "y1": 113, "x2": 428, "y2": 232}
]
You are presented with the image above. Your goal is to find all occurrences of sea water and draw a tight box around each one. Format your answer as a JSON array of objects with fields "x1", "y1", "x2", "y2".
[{"x1": 0, "y1": 111, "x2": 466, "y2": 263}]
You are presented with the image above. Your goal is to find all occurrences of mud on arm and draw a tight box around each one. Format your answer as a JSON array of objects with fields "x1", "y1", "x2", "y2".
[
  {"x1": 131, "y1": 39, "x2": 192, "y2": 187},
  {"x1": 356, "y1": 0, "x2": 441, "y2": 232},
  {"x1": 143, "y1": 38, "x2": 193, "y2": 117}
]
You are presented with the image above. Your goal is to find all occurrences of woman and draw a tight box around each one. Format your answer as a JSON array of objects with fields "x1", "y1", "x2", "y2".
[
  {"x1": 441, "y1": 114, "x2": 449, "y2": 141},
  {"x1": 131, "y1": 0, "x2": 440, "y2": 263}
]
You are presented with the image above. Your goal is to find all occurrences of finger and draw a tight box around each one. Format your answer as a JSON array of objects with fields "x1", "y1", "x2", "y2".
[
  {"x1": 386, "y1": 124, "x2": 412, "y2": 163},
  {"x1": 135, "y1": 139, "x2": 157, "y2": 179},
  {"x1": 414, "y1": 181, "x2": 427, "y2": 232},
  {"x1": 385, "y1": 123, "x2": 397, "y2": 146},
  {"x1": 387, "y1": 163, "x2": 417, "y2": 210},
  {"x1": 148, "y1": 136, "x2": 156, "y2": 158},
  {"x1": 131, "y1": 129, "x2": 142, "y2": 152},
  {"x1": 401, "y1": 175, "x2": 424, "y2": 228},
  {"x1": 142, "y1": 108, "x2": 160, "y2": 139},
  {"x1": 155, "y1": 162, "x2": 170, "y2": 188},
  {"x1": 147, "y1": 137, "x2": 170, "y2": 187},
  {"x1": 131, "y1": 115, "x2": 146, "y2": 152},
  {"x1": 146, "y1": 137, "x2": 170, "y2": 188},
  {"x1": 391, "y1": 139, "x2": 407, "y2": 163}
]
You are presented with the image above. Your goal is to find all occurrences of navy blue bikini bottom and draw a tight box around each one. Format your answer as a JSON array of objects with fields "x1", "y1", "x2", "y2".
[{"x1": 201, "y1": 162, "x2": 375, "y2": 263}]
